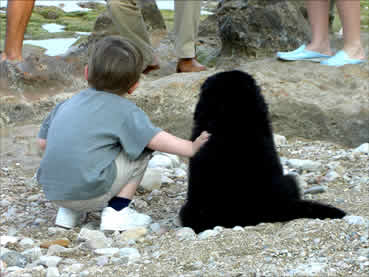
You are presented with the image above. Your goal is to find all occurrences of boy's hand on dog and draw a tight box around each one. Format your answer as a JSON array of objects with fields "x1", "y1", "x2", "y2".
[{"x1": 192, "y1": 131, "x2": 210, "y2": 156}]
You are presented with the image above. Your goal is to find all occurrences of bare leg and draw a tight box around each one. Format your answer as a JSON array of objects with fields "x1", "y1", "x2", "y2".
[
  {"x1": 1, "y1": 0, "x2": 35, "y2": 61},
  {"x1": 336, "y1": 0, "x2": 365, "y2": 60},
  {"x1": 116, "y1": 182, "x2": 139, "y2": 200},
  {"x1": 305, "y1": 0, "x2": 333, "y2": 55}
]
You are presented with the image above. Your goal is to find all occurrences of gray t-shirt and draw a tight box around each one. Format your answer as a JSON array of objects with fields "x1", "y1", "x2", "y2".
[{"x1": 37, "y1": 88, "x2": 161, "y2": 201}]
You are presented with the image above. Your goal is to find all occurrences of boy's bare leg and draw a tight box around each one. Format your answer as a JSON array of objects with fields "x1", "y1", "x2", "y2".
[
  {"x1": 116, "y1": 182, "x2": 139, "y2": 200},
  {"x1": 305, "y1": 0, "x2": 332, "y2": 55},
  {"x1": 336, "y1": 0, "x2": 365, "y2": 60},
  {"x1": 1, "y1": 0, "x2": 36, "y2": 61}
]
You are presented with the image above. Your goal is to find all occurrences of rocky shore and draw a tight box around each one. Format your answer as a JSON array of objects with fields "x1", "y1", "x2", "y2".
[{"x1": 0, "y1": 133, "x2": 368, "y2": 276}]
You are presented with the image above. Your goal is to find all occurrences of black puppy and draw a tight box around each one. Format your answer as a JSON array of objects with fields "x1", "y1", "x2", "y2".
[{"x1": 179, "y1": 70, "x2": 346, "y2": 234}]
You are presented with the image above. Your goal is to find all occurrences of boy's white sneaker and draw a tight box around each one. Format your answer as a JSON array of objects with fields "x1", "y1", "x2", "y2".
[
  {"x1": 55, "y1": 207, "x2": 86, "y2": 229},
  {"x1": 100, "y1": 207, "x2": 152, "y2": 231}
]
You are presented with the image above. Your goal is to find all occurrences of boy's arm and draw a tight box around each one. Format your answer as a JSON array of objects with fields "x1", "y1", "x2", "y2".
[
  {"x1": 38, "y1": 139, "x2": 47, "y2": 152},
  {"x1": 147, "y1": 130, "x2": 210, "y2": 158}
]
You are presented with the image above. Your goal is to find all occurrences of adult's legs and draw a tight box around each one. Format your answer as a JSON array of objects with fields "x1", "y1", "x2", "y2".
[
  {"x1": 1, "y1": 0, "x2": 35, "y2": 61},
  {"x1": 336, "y1": 0, "x2": 365, "y2": 60},
  {"x1": 106, "y1": 0, "x2": 158, "y2": 71},
  {"x1": 174, "y1": 0, "x2": 206, "y2": 72},
  {"x1": 305, "y1": 0, "x2": 332, "y2": 55}
]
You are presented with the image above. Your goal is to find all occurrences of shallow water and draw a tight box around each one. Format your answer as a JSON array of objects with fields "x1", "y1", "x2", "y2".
[{"x1": 23, "y1": 37, "x2": 81, "y2": 56}]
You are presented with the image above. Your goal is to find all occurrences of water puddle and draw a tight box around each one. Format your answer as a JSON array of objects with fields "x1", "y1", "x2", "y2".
[
  {"x1": 23, "y1": 37, "x2": 81, "y2": 56},
  {"x1": 42, "y1": 23, "x2": 66, "y2": 33}
]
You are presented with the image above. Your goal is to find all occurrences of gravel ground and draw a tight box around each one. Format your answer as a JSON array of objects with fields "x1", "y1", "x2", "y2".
[{"x1": 1, "y1": 128, "x2": 368, "y2": 276}]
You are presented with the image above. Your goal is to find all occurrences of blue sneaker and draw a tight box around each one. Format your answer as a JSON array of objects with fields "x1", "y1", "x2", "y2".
[
  {"x1": 320, "y1": 50, "x2": 366, "y2": 67},
  {"x1": 277, "y1": 45, "x2": 332, "y2": 62}
]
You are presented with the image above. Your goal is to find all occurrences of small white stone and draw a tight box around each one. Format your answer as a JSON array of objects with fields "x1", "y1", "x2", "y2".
[
  {"x1": 118, "y1": 248, "x2": 141, "y2": 261},
  {"x1": 148, "y1": 154, "x2": 173, "y2": 169},
  {"x1": 19, "y1": 238, "x2": 35, "y2": 248},
  {"x1": 353, "y1": 143, "x2": 369, "y2": 154},
  {"x1": 173, "y1": 168, "x2": 187, "y2": 178},
  {"x1": 323, "y1": 170, "x2": 340, "y2": 182},
  {"x1": 140, "y1": 168, "x2": 162, "y2": 191},
  {"x1": 273, "y1": 134, "x2": 287, "y2": 146},
  {"x1": 198, "y1": 230, "x2": 219, "y2": 240},
  {"x1": 286, "y1": 159, "x2": 322, "y2": 171},
  {"x1": 94, "y1": 248, "x2": 119, "y2": 256},
  {"x1": 344, "y1": 215, "x2": 369, "y2": 226},
  {"x1": 175, "y1": 227, "x2": 196, "y2": 241},
  {"x1": 232, "y1": 226, "x2": 244, "y2": 232},
  {"x1": 38, "y1": 256, "x2": 62, "y2": 267},
  {"x1": 0, "y1": 236, "x2": 19, "y2": 246},
  {"x1": 46, "y1": 267, "x2": 60, "y2": 277}
]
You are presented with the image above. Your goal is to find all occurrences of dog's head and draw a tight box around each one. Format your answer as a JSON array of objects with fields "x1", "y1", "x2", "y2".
[{"x1": 194, "y1": 70, "x2": 268, "y2": 132}]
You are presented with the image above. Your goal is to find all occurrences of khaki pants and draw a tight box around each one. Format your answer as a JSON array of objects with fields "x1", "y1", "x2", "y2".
[
  {"x1": 106, "y1": 0, "x2": 202, "y2": 68},
  {"x1": 53, "y1": 151, "x2": 152, "y2": 212}
]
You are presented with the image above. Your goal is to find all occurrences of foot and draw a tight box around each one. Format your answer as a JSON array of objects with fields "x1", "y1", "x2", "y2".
[
  {"x1": 276, "y1": 45, "x2": 332, "y2": 62},
  {"x1": 176, "y1": 58, "x2": 207, "y2": 73},
  {"x1": 320, "y1": 50, "x2": 366, "y2": 67},
  {"x1": 142, "y1": 56, "x2": 160, "y2": 74},
  {"x1": 55, "y1": 207, "x2": 86, "y2": 229},
  {"x1": 100, "y1": 207, "x2": 152, "y2": 231},
  {"x1": 342, "y1": 45, "x2": 366, "y2": 61}
]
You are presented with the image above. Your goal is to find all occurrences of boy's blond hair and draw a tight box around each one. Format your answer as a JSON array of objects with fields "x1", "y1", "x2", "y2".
[{"x1": 87, "y1": 36, "x2": 143, "y2": 95}]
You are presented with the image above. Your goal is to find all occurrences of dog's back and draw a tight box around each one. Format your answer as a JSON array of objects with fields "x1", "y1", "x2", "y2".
[{"x1": 180, "y1": 70, "x2": 345, "y2": 233}]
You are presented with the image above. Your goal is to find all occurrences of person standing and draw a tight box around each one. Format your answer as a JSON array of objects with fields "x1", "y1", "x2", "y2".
[
  {"x1": 107, "y1": 0, "x2": 207, "y2": 73},
  {"x1": 1, "y1": 0, "x2": 35, "y2": 62},
  {"x1": 277, "y1": 0, "x2": 366, "y2": 67}
]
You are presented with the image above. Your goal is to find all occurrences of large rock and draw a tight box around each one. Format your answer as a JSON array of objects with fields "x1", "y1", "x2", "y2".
[
  {"x1": 1, "y1": 57, "x2": 368, "y2": 148},
  {"x1": 130, "y1": 60, "x2": 369, "y2": 148},
  {"x1": 217, "y1": 0, "x2": 311, "y2": 57},
  {"x1": 92, "y1": 0, "x2": 166, "y2": 38}
]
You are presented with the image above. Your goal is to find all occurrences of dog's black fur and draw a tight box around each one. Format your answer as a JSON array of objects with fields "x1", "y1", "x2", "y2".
[{"x1": 179, "y1": 70, "x2": 346, "y2": 234}]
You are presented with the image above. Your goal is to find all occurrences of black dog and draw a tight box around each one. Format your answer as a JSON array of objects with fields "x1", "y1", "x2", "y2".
[{"x1": 179, "y1": 70, "x2": 346, "y2": 234}]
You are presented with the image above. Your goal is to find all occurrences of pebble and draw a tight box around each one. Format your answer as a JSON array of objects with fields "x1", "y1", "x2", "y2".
[
  {"x1": 118, "y1": 227, "x2": 148, "y2": 241},
  {"x1": 148, "y1": 154, "x2": 174, "y2": 169},
  {"x1": 19, "y1": 238, "x2": 35, "y2": 248},
  {"x1": 175, "y1": 227, "x2": 196, "y2": 241},
  {"x1": 78, "y1": 228, "x2": 112, "y2": 249},
  {"x1": 94, "y1": 255, "x2": 109, "y2": 266},
  {"x1": 323, "y1": 170, "x2": 340, "y2": 182},
  {"x1": 0, "y1": 251, "x2": 28, "y2": 268},
  {"x1": 0, "y1": 236, "x2": 19, "y2": 246},
  {"x1": 94, "y1": 248, "x2": 119, "y2": 256},
  {"x1": 353, "y1": 143, "x2": 369, "y2": 154},
  {"x1": 21, "y1": 247, "x2": 42, "y2": 262},
  {"x1": 46, "y1": 267, "x2": 60, "y2": 277},
  {"x1": 198, "y1": 230, "x2": 219, "y2": 240},
  {"x1": 303, "y1": 185, "x2": 328, "y2": 195},
  {"x1": 118, "y1": 248, "x2": 141, "y2": 261},
  {"x1": 40, "y1": 239, "x2": 70, "y2": 249},
  {"x1": 38, "y1": 256, "x2": 62, "y2": 267},
  {"x1": 140, "y1": 168, "x2": 162, "y2": 191},
  {"x1": 286, "y1": 159, "x2": 322, "y2": 171},
  {"x1": 274, "y1": 134, "x2": 287, "y2": 146},
  {"x1": 344, "y1": 215, "x2": 369, "y2": 226}
]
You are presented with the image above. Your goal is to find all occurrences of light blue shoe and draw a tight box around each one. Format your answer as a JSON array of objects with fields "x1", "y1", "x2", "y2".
[
  {"x1": 320, "y1": 50, "x2": 366, "y2": 67},
  {"x1": 277, "y1": 45, "x2": 332, "y2": 62}
]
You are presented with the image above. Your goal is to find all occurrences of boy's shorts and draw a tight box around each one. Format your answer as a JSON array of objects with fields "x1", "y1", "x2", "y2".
[{"x1": 53, "y1": 151, "x2": 152, "y2": 212}]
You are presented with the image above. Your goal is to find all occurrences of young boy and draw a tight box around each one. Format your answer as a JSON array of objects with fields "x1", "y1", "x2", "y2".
[{"x1": 37, "y1": 36, "x2": 210, "y2": 231}]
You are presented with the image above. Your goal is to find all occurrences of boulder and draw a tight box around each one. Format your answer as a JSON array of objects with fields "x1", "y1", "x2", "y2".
[
  {"x1": 130, "y1": 59, "x2": 369, "y2": 148},
  {"x1": 139, "y1": 0, "x2": 167, "y2": 31},
  {"x1": 217, "y1": 0, "x2": 311, "y2": 57}
]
